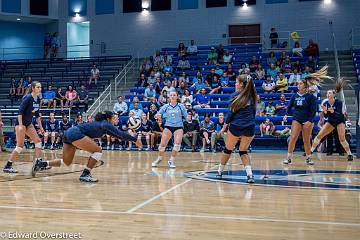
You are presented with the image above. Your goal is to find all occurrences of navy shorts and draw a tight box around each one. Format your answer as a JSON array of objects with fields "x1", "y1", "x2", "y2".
[
  {"x1": 228, "y1": 124, "x2": 255, "y2": 137},
  {"x1": 165, "y1": 126, "x2": 183, "y2": 134},
  {"x1": 328, "y1": 120, "x2": 345, "y2": 128},
  {"x1": 63, "y1": 127, "x2": 85, "y2": 144},
  {"x1": 293, "y1": 119, "x2": 312, "y2": 125}
]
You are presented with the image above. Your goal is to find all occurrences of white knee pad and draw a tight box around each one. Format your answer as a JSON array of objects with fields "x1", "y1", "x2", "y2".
[
  {"x1": 173, "y1": 144, "x2": 181, "y2": 152},
  {"x1": 158, "y1": 146, "x2": 166, "y2": 152},
  {"x1": 90, "y1": 152, "x2": 102, "y2": 161},
  {"x1": 14, "y1": 146, "x2": 23, "y2": 154},
  {"x1": 34, "y1": 142, "x2": 42, "y2": 149}
]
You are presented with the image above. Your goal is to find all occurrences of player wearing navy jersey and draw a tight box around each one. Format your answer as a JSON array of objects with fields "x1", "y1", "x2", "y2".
[
  {"x1": 32, "y1": 111, "x2": 142, "y2": 182},
  {"x1": 3, "y1": 81, "x2": 45, "y2": 173},
  {"x1": 217, "y1": 75, "x2": 257, "y2": 183},
  {"x1": 137, "y1": 113, "x2": 153, "y2": 151},
  {"x1": 57, "y1": 114, "x2": 73, "y2": 146},
  {"x1": 43, "y1": 112, "x2": 59, "y2": 150},
  {"x1": 152, "y1": 91, "x2": 188, "y2": 168},
  {"x1": 310, "y1": 79, "x2": 353, "y2": 161}
]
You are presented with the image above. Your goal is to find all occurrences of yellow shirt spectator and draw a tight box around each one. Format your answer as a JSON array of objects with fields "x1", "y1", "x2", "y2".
[{"x1": 276, "y1": 77, "x2": 288, "y2": 92}]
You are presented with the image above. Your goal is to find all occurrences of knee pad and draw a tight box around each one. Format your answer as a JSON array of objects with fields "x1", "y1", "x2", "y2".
[
  {"x1": 158, "y1": 146, "x2": 166, "y2": 152},
  {"x1": 34, "y1": 142, "x2": 42, "y2": 149},
  {"x1": 239, "y1": 151, "x2": 248, "y2": 156},
  {"x1": 223, "y1": 148, "x2": 232, "y2": 154},
  {"x1": 173, "y1": 144, "x2": 181, "y2": 152},
  {"x1": 14, "y1": 146, "x2": 23, "y2": 154},
  {"x1": 90, "y1": 152, "x2": 102, "y2": 161}
]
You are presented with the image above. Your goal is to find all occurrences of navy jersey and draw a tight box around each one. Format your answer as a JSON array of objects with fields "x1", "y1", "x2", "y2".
[
  {"x1": 214, "y1": 119, "x2": 226, "y2": 132},
  {"x1": 46, "y1": 119, "x2": 58, "y2": 132},
  {"x1": 31, "y1": 117, "x2": 46, "y2": 131},
  {"x1": 139, "y1": 120, "x2": 153, "y2": 132},
  {"x1": 287, "y1": 92, "x2": 317, "y2": 123},
  {"x1": 59, "y1": 120, "x2": 73, "y2": 132},
  {"x1": 322, "y1": 98, "x2": 345, "y2": 124},
  {"x1": 18, "y1": 94, "x2": 41, "y2": 126},
  {"x1": 225, "y1": 92, "x2": 256, "y2": 128},
  {"x1": 74, "y1": 120, "x2": 137, "y2": 142}
]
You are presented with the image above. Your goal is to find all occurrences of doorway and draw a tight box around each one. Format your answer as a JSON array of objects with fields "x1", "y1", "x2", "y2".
[
  {"x1": 67, "y1": 21, "x2": 90, "y2": 58},
  {"x1": 228, "y1": 24, "x2": 260, "y2": 44}
]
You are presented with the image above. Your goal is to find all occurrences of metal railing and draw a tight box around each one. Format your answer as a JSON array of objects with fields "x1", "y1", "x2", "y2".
[
  {"x1": 86, "y1": 83, "x2": 112, "y2": 118},
  {"x1": 114, "y1": 58, "x2": 136, "y2": 98},
  {"x1": 350, "y1": 27, "x2": 360, "y2": 49}
]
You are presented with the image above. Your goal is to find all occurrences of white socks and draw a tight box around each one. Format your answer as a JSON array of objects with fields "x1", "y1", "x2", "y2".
[{"x1": 244, "y1": 165, "x2": 253, "y2": 176}]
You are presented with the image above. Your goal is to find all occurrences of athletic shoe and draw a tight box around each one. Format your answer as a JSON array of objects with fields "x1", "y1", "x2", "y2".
[
  {"x1": 326, "y1": 152, "x2": 333, "y2": 156},
  {"x1": 247, "y1": 175, "x2": 255, "y2": 184},
  {"x1": 216, "y1": 171, "x2": 223, "y2": 178},
  {"x1": 79, "y1": 174, "x2": 98, "y2": 183},
  {"x1": 200, "y1": 148, "x2": 205, "y2": 153},
  {"x1": 283, "y1": 157, "x2": 292, "y2": 164},
  {"x1": 50, "y1": 145, "x2": 54, "y2": 150},
  {"x1": 306, "y1": 157, "x2": 314, "y2": 165},
  {"x1": 31, "y1": 159, "x2": 43, "y2": 177},
  {"x1": 145, "y1": 147, "x2": 151, "y2": 151},
  {"x1": 3, "y1": 166, "x2": 18, "y2": 173},
  {"x1": 348, "y1": 154, "x2": 354, "y2": 161},
  {"x1": 212, "y1": 148, "x2": 216, "y2": 153},
  {"x1": 151, "y1": 159, "x2": 162, "y2": 167},
  {"x1": 111, "y1": 145, "x2": 114, "y2": 150},
  {"x1": 339, "y1": 152, "x2": 345, "y2": 156},
  {"x1": 167, "y1": 160, "x2": 176, "y2": 168},
  {"x1": 106, "y1": 145, "x2": 110, "y2": 150}
]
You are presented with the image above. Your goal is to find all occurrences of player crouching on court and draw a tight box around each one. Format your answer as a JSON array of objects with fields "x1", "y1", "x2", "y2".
[{"x1": 32, "y1": 111, "x2": 142, "y2": 182}]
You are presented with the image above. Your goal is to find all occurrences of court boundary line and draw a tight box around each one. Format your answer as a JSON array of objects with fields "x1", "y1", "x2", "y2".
[{"x1": 0, "y1": 205, "x2": 359, "y2": 227}]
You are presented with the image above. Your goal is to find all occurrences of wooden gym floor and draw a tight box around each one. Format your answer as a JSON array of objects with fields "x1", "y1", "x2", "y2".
[{"x1": 0, "y1": 150, "x2": 359, "y2": 240}]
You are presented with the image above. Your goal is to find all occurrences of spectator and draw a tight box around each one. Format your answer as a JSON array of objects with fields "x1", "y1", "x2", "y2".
[
  {"x1": 260, "y1": 118, "x2": 275, "y2": 137},
  {"x1": 137, "y1": 73, "x2": 148, "y2": 87},
  {"x1": 55, "y1": 87, "x2": 66, "y2": 108},
  {"x1": 278, "y1": 51, "x2": 287, "y2": 64},
  {"x1": 0, "y1": 111, "x2": 6, "y2": 152},
  {"x1": 17, "y1": 78, "x2": 24, "y2": 96},
  {"x1": 163, "y1": 71, "x2": 173, "y2": 83},
  {"x1": 163, "y1": 51, "x2": 173, "y2": 66},
  {"x1": 200, "y1": 114, "x2": 215, "y2": 152},
  {"x1": 192, "y1": 71, "x2": 203, "y2": 83},
  {"x1": 153, "y1": 66, "x2": 163, "y2": 79},
  {"x1": 269, "y1": 27, "x2": 279, "y2": 48},
  {"x1": 65, "y1": 85, "x2": 77, "y2": 108},
  {"x1": 282, "y1": 57, "x2": 293, "y2": 73},
  {"x1": 267, "y1": 63, "x2": 279, "y2": 79},
  {"x1": 225, "y1": 64, "x2": 236, "y2": 81},
  {"x1": 210, "y1": 112, "x2": 227, "y2": 153},
  {"x1": 176, "y1": 81, "x2": 187, "y2": 96},
  {"x1": 178, "y1": 72, "x2": 190, "y2": 86},
  {"x1": 129, "y1": 97, "x2": 143, "y2": 111},
  {"x1": 144, "y1": 84, "x2": 156, "y2": 101},
  {"x1": 275, "y1": 94, "x2": 287, "y2": 116},
  {"x1": 158, "y1": 90, "x2": 169, "y2": 106},
  {"x1": 183, "y1": 112, "x2": 200, "y2": 152},
  {"x1": 206, "y1": 68, "x2": 220, "y2": 85},
  {"x1": 302, "y1": 66, "x2": 311, "y2": 78},
  {"x1": 147, "y1": 104, "x2": 158, "y2": 122},
  {"x1": 249, "y1": 56, "x2": 259, "y2": 72},
  {"x1": 130, "y1": 102, "x2": 144, "y2": 118},
  {"x1": 292, "y1": 42, "x2": 304, "y2": 57},
  {"x1": 223, "y1": 50, "x2": 233, "y2": 64},
  {"x1": 177, "y1": 56, "x2": 191, "y2": 70},
  {"x1": 9, "y1": 78, "x2": 17, "y2": 97},
  {"x1": 181, "y1": 89, "x2": 193, "y2": 106},
  {"x1": 255, "y1": 64, "x2": 266, "y2": 80},
  {"x1": 267, "y1": 51, "x2": 277, "y2": 66},
  {"x1": 187, "y1": 40, "x2": 198, "y2": 55},
  {"x1": 220, "y1": 73, "x2": 229, "y2": 87},
  {"x1": 305, "y1": 56, "x2": 316, "y2": 72},
  {"x1": 149, "y1": 97, "x2": 160, "y2": 110},
  {"x1": 238, "y1": 63, "x2": 250, "y2": 75},
  {"x1": 154, "y1": 77, "x2": 164, "y2": 94},
  {"x1": 42, "y1": 85, "x2": 56, "y2": 108},
  {"x1": 256, "y1": 95, "x2": 265, "y2": 116},
  {"x1": 209, "y1": 76, "x2": 222, "y2": 94},
  {"x1": 190, "y1": 108, "x2": 200, "y2": 122},
  {"x1": 262, "y1": 75, "x2": 275, "y2": 93},
  {"x1": 177, "y1": 42, "x2": 186, "y2": 57},
  {"x1": 137, "y1": 113, "x2": 152, "y2": 151},
  {"x1": 275, "y1": 60, "x2": 282, "y2": 71},
  {"x1": 162, "y1": 81, "x2": 176, "y2": 95},
  {"x1": 153, "y1": 50, "x2": 163, "y2": 68},
  {"x1": 305, "y1": 39, "x2": 319, "y2": 58},
  {"x1": 43, "y1": 112, "x2": 59, "y2": 150},
  {"x1": 76, "y1": 85, "x2": 89, "y2": 112},
  {"x1": 89, "y1": 64, "x2": 100, "y2": 85},
  {"x1": 194, "y1": 88, "x2": 210, "y2": 108},
  {"x1": 43, "y1": 32, "x2": 52, "y2": 59},
  {"x1": 191, "y1": 77, "x2": 205, "y2": 93},
  {"x1": 288, "y1": 68, "x2": 301, "y2": 86},
  {"x1": 113, "y1": 96, "x2": 128, "y2": 116},
  {"x1": 51, "y1": 32, "x2": 60, "y2": 58},
  {"x1": 293, "y1": 60, "x2": 303, "y2": 73},
  {"x1": 148, "y1": 71, "x2": 156, "y2": 85},
  {"x1": 276, "y1": 73, "x2": 288, "y2": 92},
  {"x1": 215, "y1": 64, "x2": 224, "y2": 76},
  {"x1": 265, "y1": 100, "x2": 276, "y2": 116},
  {"x1": 207, "y1": 47, "x2": 218, "y2": 64},
  {"x1": 216, "y1": 44, "x2": 225, "y2": 63},
  {"x1": 74, "y1": 113, "x2": 84, "y2": 126},
  {"x1": 151, "y1": 116, "x2": 164, "y2": 150},
  {"x1": 144, "y1": 57, "x2": 153, "y2": 73}
]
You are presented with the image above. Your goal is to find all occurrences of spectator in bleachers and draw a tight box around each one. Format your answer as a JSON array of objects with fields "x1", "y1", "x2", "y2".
[
  {"x1": 207, "y1": 47, "x2": 218, "y2": 64},
  {"x1": 267, "y1": 63, "x2": 278, "y2": 79},
  {"x1": 65, "y1": 85, "x2": 77, "y2": 108},
  {"x1": 267, "y1": 51, "x2": 277, "y2": 66},
  {"x1": 76, "y1": 85, "x2": 89, "y2": 112},
  {"x1": 149, "y1": 97, "x2": 160, "y2": 110},
  {"x1": 308, "y1": 83, "x2": 320, "y2": 98},
  {"x1": 43, "y1": 112, "x2": 59, "y2": 150},
  {"x1": 265, "y1": 100, "x2": 276, "y2": 116},
  {"x1": 293, "y1": 60, "x2": 303, "y2": 73},
  {"x1": 178, "y1": 72, "x2": 190, "y2": 86},
  {"x1": 190, "y1": 108, "x2": 200, "y2": 122},
  {"x1": 147, "y1": 104, "x2": 158, "y2": 122},
  {"x1": 55, "y1": 87, "x2": 65, "y2": 109},
  {"x1": 148, "y1": 71, "x2": 156, "y2": 85},
  {"x1": 275, "y1": 94, "x2": 288, "y2": 116},
  {"x1": 129, "y1": 96, "x2": 143, "y2": 111},
  {"x1": 292, "y1": 42, "x2": 304, "y2": 57},
  {"x1": 262, "y1": 75, "x2": 275, "y2": 93},
  {"x1": 144, "y1": 84, "x2": 156, "y2": 101},
  {"x1": 176, "y1": 81, "x2": 187, "y2": 96},
  {"x1": 211, "y1": 112, "x2": 227, "y2": 153},
  {"x1": 276, "y1": 73, "x2": 288, "y2": 92},
  {"x1": 238, "y1": 63, "x2": 250, "y2": 75},
  {"x1": 139, "y1": 64, "x2": 147, "y2": 76},
  {"x1": 163, "y1": 51, "x2": 173, "y2": 65},
  {"x1": 288, "y1": 68, "x2": 301, "y2": 86},
  {"x1": 209, "y1": 76, "x2": 222, "y2": 94},
  {"x1": 155, "y1": 77, "x2": 164, "y2": 94},
  {"x1": 113, "y1": 96, "x2": 128, "y2": 116},
  {"x1": 137, "y1": 73, "x2": 148, "y2": 87},
  {"x1": 137, "y1": 113, "x2": 153, "y2": 151},
  {"x1": 255, "y1": 64, "x2": 265, "y2": 80},
  {"x1": 0, "y1": 111, "x2": 6, "y2": 152},
  {"x1": 223, "y1": 50, "x2": 233, "y2": 64},
  {"x1": 51, "y1": 32, "x2": 60, "y2": 58},
  {"x1": 269, "y1": 27, "x2": 279, "y2": 48},
  {"x1": 256, "y1": 95, "x2": 265, "y2": 116},
  {"x1": 260, "y1": 118, "x2": 275, "y2": 137},
  {"x1": 74, "y1": 114, "x2": 84, "y2": 126},
  {"x1": 153, "y1": 50, "x2": 164, "y2": 68},
  {"x1": 151, "y1": 116, "x2": 164, "y2": 150},
  {"x1": 216, "y1": 44, "x2": 225, "y2": 63},
  {"x1": 282, "y1": 57, "x2": 293, "y2": 73},
  {"x1": 199, "y1": 114, "x2": 214, "y2": 152},
  {"x1": 181, "y1": 89, "x2": 193, "y2": 106},
  {"x1": 215, "y1": 64, "x2": 224, "y2": 76},
  {"x1": 9, "y1": 78, "x2": 17, "y2": 98},
  {"x1": 154, "y1": 66, "x2": 164, "y2": 79},
  {"x1": 144, "y1": 57, "x2": 153, "y2": 73},
  {"x1": 163, "y1": 72, "x2": 172, "y2": 83},
  {"x1": 42, "y1": 85, "x2": 56, "y2": 108},
  {"x1": 305, "y1": 39, "x2": 319, "y2": 58},
  {"x1": 278, "y1": 51, "x2": 287, "y2": 64},
  {"x1": 187, "y1": 40, "x2": 198, "y2": 55},
  {"x1": 194, "y1": 88, "x2": 210, "y2": 108},
  {"x1": 89, "y1": 64, "x2": 100, "y2": 85},
  {"x1": 27, "y1": 76, "x2": 32, "y2": 88},
  {"x1": 191, "y1": 77, "x2": 205, "y2": 93},
  {"x1": 43, "y1": 32, "x2": 52, "y2": 59},
  {"x1": 162, "y1": 81, "x2": 176, "y2": 95},
  {"x1": 177, "y1": 42, "x2": 187, "y2": 57},
  {"x1": 192, "y1": 71, "x2": 203, "y2": 83},
  {"x1": 302, "y1": 66, "x2": 311, "y2": 78},
  {"x1": 249, "y1": 56, "x2": 259, "y2": 72},
  {"x1": 130, "y1": 102, "x2": 144, "y2": 118},
  {"x1": 220, "y1": 72, "x2": 229, "y2": 87},
  {"x1": 158, "y1": 90, "x2": 169, "y2": 106},
  {"x1": 183, "y1": 112, "x2": 200, "y2": 152},
  {"x1": 280, "y1": 41, "x2": 289, "y2": 49},
  {"x1": 177, "y1": 56, "x2": 191, "y2": 70},
  {"x1": 206, "y1": 68, "x2": 220, "y2": 85},
  {"x1": 17, "y1": 78, "x2": 25, "y2": 96},
  {"x1": 275, "y1": 60, "x2": 282, "y2": 71},
  {"x1": 305, "y1": 56, "x2": 316, "y2": 72},
  {"x1": 225, "y1": 64, "x2": 236, "y2": 81}
]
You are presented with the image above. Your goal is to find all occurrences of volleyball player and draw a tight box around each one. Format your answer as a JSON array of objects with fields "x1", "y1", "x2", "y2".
[
  {"x1": 217, "y1": 75, "x2": 257, "y2": 183},
  {"x1": 32, "y1": 111, "x2": 142, "y2": 182},
  {"x1": 43, "y1": 112, "x2": 59, "y2": 150},
  {"x1": 3, "y1": 81, "x2": 45, "y2": 173},
  {"x1": 151, "y1": 91, "x2": 188, "y2": 168},
  {"x1": 310, "y1": 79, "x2": 353, "y2": 161}
]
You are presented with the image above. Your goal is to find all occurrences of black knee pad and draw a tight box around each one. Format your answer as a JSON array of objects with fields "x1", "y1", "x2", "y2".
[
  {"x1": 239, "y1": 151, "x2": 248, "y2": 156},
  {"x1": 223, "y1": 148, "x2": 232, "y2": 154}
]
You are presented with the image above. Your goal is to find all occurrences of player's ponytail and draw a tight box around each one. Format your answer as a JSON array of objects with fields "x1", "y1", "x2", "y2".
[
  {"x1": 94, "y1": 111, "x2": 114, "y2": 121},
  {"x1": 230, "y1": 75, "x2": 257, "y2": 112},
  {"x1": 334, "y1": 78, "x2": 350, "y2": 94}
]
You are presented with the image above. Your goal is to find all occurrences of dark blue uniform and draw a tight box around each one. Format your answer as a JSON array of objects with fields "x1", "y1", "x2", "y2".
[
  {"x1": 286, "y1": 92, "x2": 317, "y2": 124},
  {"x1": 225, "y1": 92, "x2": 256, "y2": 137},
  {"x1": 322, "y1": 99, "x2": 345, "y2": 127},
  {"x1": 59, "y1": 120, "x2": 73, "y2": 133},
  {"x1": 139, "y1": 120, "x2": 153, "y2": 133},
  {"x1": 46, "y1": 119, "x2": 58, "y2": 132},
  {"x1": 64, "y1": 120, "x2": 137, "y2": 144},
  {"x1": 18, "y1": 94, "x2": 41, "y2": 127}
]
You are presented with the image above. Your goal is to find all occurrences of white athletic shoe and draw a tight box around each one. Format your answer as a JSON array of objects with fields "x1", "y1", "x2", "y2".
[
  {"x1": 152, "y1": 159, "x2": 162, "y2": 167},
  {"x1": 167, "y1": 160, "x2": 176, "y2": 168}
]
